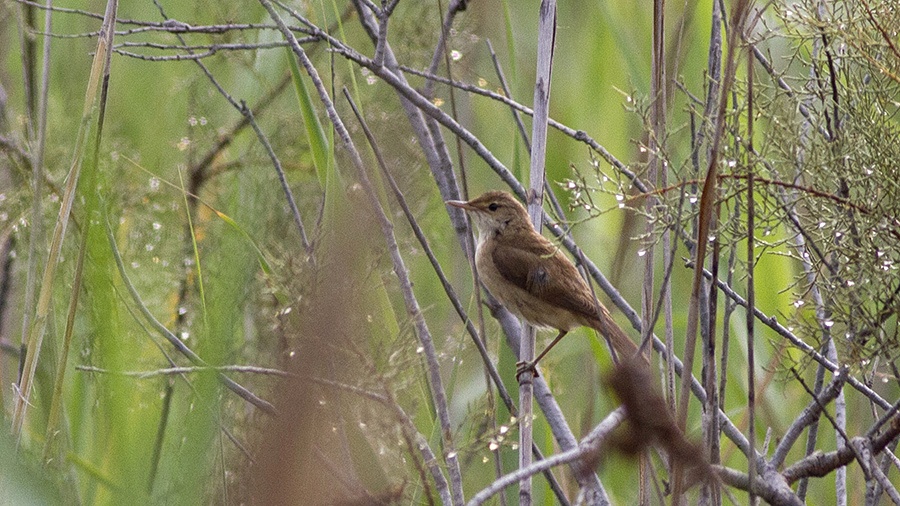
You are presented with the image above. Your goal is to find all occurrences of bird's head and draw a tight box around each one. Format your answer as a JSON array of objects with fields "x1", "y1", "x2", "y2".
[{"x1": 446, "y1": 191, "x2": 531, "y2": 236}]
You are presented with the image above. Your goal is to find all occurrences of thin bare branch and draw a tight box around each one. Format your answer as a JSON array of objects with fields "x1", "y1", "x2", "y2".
[
  {"x1": 104, "y1": 217, "x2": 277, "y2": 415},
  {"x1": 342, "y1": 87, "x2": 570, "y2": 505},
  {"x1": 259, "y1": 2, "x2": 465, "y2": 502},
  {"x1": 466, "y1": 409, "x2": 625, "y2": 506}
]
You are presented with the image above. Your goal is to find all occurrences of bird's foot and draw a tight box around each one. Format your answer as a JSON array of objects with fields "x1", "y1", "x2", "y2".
[{"x1": 515, "y1": 360, "x2": 539, "y2": 381}]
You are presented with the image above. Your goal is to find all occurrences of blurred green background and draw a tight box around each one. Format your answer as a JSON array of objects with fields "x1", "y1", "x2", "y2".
[{"x1": 1, "y1": 0, "x2": 894, "y2": 504}]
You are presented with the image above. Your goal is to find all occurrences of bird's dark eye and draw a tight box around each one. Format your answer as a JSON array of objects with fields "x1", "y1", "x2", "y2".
[{"x1": 488, "y1": 203, "x2": 499, "y2": 211}]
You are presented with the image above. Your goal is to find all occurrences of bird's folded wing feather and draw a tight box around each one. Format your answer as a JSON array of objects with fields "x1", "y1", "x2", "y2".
[
  {"x1": 493, "y1": 238, "x2": 645, "y2": 361},
  {"x1": 491, "y1": 239, "x2": 599, "y2": 320}
]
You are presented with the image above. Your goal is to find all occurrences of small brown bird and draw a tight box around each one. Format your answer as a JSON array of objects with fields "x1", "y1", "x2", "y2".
[{"x1": 447, "y1": 190, "x2": 643, "y2": 378}]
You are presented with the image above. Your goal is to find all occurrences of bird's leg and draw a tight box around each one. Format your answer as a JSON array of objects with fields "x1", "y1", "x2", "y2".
[{"x1": 516, "y1": 330, "x2": 568, "y2": 381}]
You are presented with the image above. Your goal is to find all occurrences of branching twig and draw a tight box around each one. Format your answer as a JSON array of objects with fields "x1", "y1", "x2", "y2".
[
  {"x1": 75, "y1": 364, "x2": 294, "y2": 378},
  {"x1": 342, "y1": 87, "x2": 571, "y2": 504},
  {"x1": 104, "y1": 217, "x2": 276, "y2": 415},
  {"x1": 259, "y1": 2, "x2": 465, "y2": 502},
  {"x1": 466, "y1": 409, "x2": 625, "y2": 506}
]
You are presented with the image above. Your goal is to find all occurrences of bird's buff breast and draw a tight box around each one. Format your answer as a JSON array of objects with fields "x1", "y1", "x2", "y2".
[{"x1": 476, "y1": 242, "x2": 581, "y2": 331}]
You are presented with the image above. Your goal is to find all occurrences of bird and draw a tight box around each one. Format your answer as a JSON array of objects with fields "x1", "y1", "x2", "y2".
[{"x1": 447, "y1": 190, "x2": 644, "y2": 378}]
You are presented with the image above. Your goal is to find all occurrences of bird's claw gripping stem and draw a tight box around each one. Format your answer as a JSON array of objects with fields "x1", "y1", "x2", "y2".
[{"x1": 515, "y1": 360, "x2": 539, "y2": 381}]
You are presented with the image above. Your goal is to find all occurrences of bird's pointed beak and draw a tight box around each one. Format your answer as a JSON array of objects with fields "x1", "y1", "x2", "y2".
[{"x1": 445, "y1": 200, "x2": 473, "y2": 211}]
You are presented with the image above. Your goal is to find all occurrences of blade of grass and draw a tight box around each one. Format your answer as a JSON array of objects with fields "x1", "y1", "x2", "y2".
[
  {"x1": 500, "y1": 0, "x2": 524, "y2": 181},
  {"x1": 325, "y1": 0, "x2": 362, "y2": 101},
  {"x1": 288, "y1": 47, "x2": 331, "y2": 188},
  {"x1": 12, "y1": 0, "x2": 119, "y2": 438},
  {"x1": 103, "y1": 213, "x2": 277, "y2": 416},
  {"x1": 67, "y1": 452, "x2": 120, "y2": 492},
  {"x1": 41, "y1": 223, "x2": 89, "y2": 464},
  {"x1": 19, "y1": 0, "x2": 55, "y2": 419},
  {"x1": 176, "y1": 165, "x2": 209, "y2": 331},
  {"x1": 123, "y1": 155, "x2": 274, "y2": 276}
]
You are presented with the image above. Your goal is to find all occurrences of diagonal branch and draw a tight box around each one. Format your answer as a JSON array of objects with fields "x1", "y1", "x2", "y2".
[{"x1": 259, "y1": 1, "x2": 465, "y2": 502}]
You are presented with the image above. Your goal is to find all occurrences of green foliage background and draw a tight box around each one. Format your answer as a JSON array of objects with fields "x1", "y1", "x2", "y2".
[{"x1": 1, "y1": 0, "x2": 898, "y2": 504}]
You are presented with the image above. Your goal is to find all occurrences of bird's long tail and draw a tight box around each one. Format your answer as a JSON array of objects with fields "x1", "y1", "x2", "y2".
[{"x1": 589, "y1": 305, "x2": 649, "y2": 364}]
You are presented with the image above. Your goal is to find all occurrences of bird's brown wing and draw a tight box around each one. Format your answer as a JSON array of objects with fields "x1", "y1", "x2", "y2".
[
  {"x1": 490, "y1": 238, "x2": 599, "y2": 321},
  {"x1": 492, "y1": 237, "x2": 645, "y2": 361}
]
